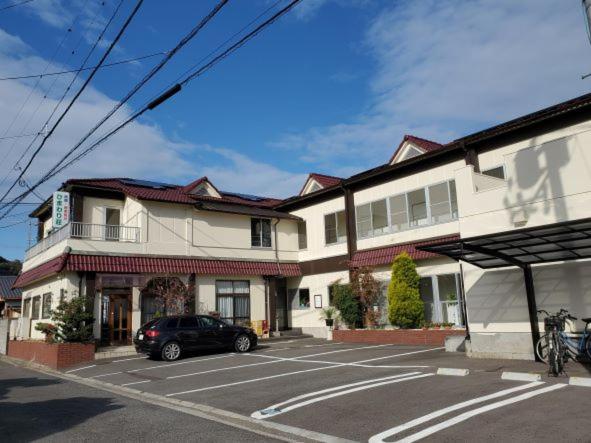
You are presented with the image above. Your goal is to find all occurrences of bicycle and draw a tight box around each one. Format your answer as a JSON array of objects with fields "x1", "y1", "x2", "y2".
[{"x1": 535, "y1": 309, "x2": 591, "y2": 376}]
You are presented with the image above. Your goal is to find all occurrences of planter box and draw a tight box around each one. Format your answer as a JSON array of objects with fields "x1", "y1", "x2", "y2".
[
  {"x1": 7, "y1": 340, "x2": 95, "y2": 369},
  {"x1": 332, "y1": 328, "x2": 465, "y2": 346}
]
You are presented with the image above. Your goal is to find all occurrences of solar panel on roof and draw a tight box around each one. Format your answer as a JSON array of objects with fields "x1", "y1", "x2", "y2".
[
  {"x1": 222, "y1": 191, "x2": 266, "y2": 202},
  {"x1": 120, "y1": 179, "x2": 177, "y2": 189}
]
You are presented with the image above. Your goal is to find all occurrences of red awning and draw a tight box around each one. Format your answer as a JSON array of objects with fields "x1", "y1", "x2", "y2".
[
  {"x1": 350, "y1": 235, "x2": 460, "y2": 268},
  {"x1": 13, "y1": 254, "x2": 301, "y2": 288}
]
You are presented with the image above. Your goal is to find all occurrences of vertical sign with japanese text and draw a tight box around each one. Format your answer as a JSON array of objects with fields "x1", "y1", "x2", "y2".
[{"x1": 52, "y1": 191, "x2": 70, "y2": 229}]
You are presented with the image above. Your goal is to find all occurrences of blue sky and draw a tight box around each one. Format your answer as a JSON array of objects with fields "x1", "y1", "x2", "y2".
[{"x1": 0, "y1": 0, "x2": 590, "y2": 260}]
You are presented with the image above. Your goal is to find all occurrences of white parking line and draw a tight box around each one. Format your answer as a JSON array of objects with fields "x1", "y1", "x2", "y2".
[
  {"x1": 368, "y1": 381, "x2": 544, "y2": 442},
  {"x1": 252, "y1": 354, "x2": 429, "y2": 369},
  {"x1": 371, "y1": 383, "x2": 567, "y2": 443},
  {"x1": 65, "y1": 365, "x2": 97, "y2": 373},
  {"x1": 112, "y1": 356, "x2": 149, "y2": 363},
  {"x1": 91, "y1": 354, "x2": 235, "y2": 378},
  {"x1": 120, "y1": 380, "x2": 151, "y2": 387},
  {"x1": 252, "y1": 372, "x2": 429, "y2": 419},
  {"x1": 354, "y1": 347, "x2": 444, "y2": 364},
  {"x1": 166, "y1": 360, "x2": 289, "y2": 380},
  {"x1": 259, "y1": 347, "x2": 292, "y2": 353}
]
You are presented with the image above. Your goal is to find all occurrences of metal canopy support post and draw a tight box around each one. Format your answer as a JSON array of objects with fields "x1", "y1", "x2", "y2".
[{"x1": 523, "y1": 264, "x2": 541, "y2": 362}]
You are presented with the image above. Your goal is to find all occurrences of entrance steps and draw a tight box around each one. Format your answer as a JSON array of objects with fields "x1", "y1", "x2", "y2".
[
  {"x1": 95, "y1": 345, "x2": 138, "y2": 360},
  {"x1": 266, "y1": 328, "x2": 314, "y2": 341}
]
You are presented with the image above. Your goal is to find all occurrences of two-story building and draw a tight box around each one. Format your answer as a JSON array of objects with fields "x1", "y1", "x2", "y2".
[{"x1": 14, "y1": 92, "x2": 591, "y2": 360}]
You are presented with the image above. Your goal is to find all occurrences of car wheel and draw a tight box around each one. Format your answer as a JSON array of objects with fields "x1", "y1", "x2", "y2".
[
  {"x1": 234, "y1": 334, "x2": 251, "y2": 353},
  {"x1": 161, "y1": 341, "x2": 182, "y2": 361}
]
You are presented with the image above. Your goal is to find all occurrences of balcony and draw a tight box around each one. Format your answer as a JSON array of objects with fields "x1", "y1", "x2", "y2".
[{"x1": 25, "y1": 222, "x2": 141, "y2": 261}]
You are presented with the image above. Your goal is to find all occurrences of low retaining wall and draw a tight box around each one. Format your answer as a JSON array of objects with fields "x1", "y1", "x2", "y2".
[
  {"x1": 333, "y1": 328, "x2": 465, "y2": 346},
  {"x1": 7, "y1": 340, "x2": 95, "y2": 369}
]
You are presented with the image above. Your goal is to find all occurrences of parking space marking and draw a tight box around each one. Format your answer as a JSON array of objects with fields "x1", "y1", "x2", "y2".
[
  {"x1": 354, "y1": 347, "x2": 445, "y2": 364},
  {"x1": 65, "y1": 365, "x2": 97, "y2": 373},
  {"x1": 259, "y1": 347, "x2": 292, "y2": 353},
  {"x1": 111, "y1": 356, "x2": 149, "y2": 363},
  {"x1": 252, "y1": 354, "x2": 429, "y2": 369},
  {"x1": 370, "y1": 382, "x2": 566, "y2": 443},
  {"x1": 120, "y1": 380, "x2": 152, "y2": 387},
  {"x1": 252, "y1": 372, "x2": 430, "y2": 419},
  {"x1": 90, "y1": 354, "x2": 236, "y2": 378},
  {"x1": 165, "y1": 359, "x2": 295, "y2": 380}
]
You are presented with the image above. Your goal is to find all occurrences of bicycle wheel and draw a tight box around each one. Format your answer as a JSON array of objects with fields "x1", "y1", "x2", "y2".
[
  {"x1": 535, "y1": 334, "x2": 549, "y2": 363},
  {"x1": 585, "y1": 336, "x2": 591, "y2": 361},
  {"x1": 549, "y1": 335, "x2": 563, "y2": 376}
]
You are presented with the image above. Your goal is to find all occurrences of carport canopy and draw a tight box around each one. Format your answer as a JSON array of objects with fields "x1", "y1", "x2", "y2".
[{"x1": 417, "y1": 217, "x2": 591, "y2": 362}]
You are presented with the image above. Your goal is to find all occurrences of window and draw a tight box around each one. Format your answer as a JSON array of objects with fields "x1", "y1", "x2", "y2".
[
  {"x1": 163, "y1": 318, "x2": 179, "y2": 329},
  {"x1": 325, "y1": 210, "x2": 346, "y2": 245},
  {"x1": 23, "y1": 297, "x2": 31, "y2": 318},
  {"x1": 42, "y1": 293, "x2": 52, "y2": 319},
  {"x1": 408, "y1": 188, "x2": 428, "y2": 227},
  {"x1": 251, "y1": 218, "x2": 271, "y2": 248},
  {"x1": 449, "y1": 180, "x2": 458, "y2": 219},
  {"x1": 199, "y1": 316, "x2": 223, "y2": 328},
  {"x1": 389, "y1": 194, "x2": 408, "y2": 232},
  {"x1": 298, "y1": 289, "x2": 310, "y2": 309},
  {"x1": 105, "y1": 208, "x2": 121, "y2": 241},
  {"x1": 356, "y1": 200, "x2": 388, "y2": 239},
  {"x1": 31, "y1": 296, "x2": 41, "y2": 320},
  {"x1": 297, "y1": 221, "x2": 307, "y2": 250},
  {"x1": 356, "y1": 204, "x2": 371, "y2": 239},
  {"x1": 216, "y1": 280, "x2": 250, "y2": 325},
  {"x1": 418, "y1": 273, "x2": 463, "y2": 326},
  {"x1": 428, "y1": 182, "x2": 452, "y2": 224},
  {"x1": 482, "y1": 165, "x2": 505, "y2": 180},
  {"x1": 179, "y1": 316, "x2": 199, "y2": 328}
]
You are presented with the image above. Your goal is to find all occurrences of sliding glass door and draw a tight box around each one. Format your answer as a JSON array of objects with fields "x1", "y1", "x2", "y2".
[{"x1": 418, "y1": 273, "x2": 463, "y2": 325}]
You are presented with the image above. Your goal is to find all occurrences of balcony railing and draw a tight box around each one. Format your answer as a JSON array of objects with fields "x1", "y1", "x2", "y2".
[{"x1": 25, "y1": 222, "x2": 140, "y2": 260}]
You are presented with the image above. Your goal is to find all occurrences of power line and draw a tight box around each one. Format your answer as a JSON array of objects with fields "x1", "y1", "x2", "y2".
[
  {"x1": 0, "y1": 0, "x2": 302, "y2": 220},
  {"x1": 43, "y1": 0, "x2": 230, "y2": 179},
  {"x1": 0, "y1": 0, "x2": 35, "y2": 12},
  {"x1": 0, "y1": 51, "x2": 168, "y2": 81},
  {"x1": 0, "y1": 219, "x2": 29, "y2": 229},
  {"x1": 0, "y1": 0, "x2": 143, "y2": 204}
]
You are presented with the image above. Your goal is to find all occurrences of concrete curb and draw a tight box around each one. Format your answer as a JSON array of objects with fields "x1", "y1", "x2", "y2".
[
  {"x1": 0, "y1": 354, "x2": 353, "y2": 443},
  {"x1": 501, "y1": 371, "x2": 542, "y2": 382},
  {"x1": 569, "y1": 376, "x2": 591, "y2": 387},
  {"x1": 437, "y1": 367, "x2": 470, "y2": 376}
]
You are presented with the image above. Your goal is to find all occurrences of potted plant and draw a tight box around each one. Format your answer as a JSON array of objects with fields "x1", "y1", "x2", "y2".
[
  {"x1": 35, "y1": 322, "x2": 57, "y2": 343},
  {"x1": 321, "y1": 307, "x2": 337, "y2": 327},
  {"x1": 443, "y1": 322, "x2": 454, "y2": 330}
]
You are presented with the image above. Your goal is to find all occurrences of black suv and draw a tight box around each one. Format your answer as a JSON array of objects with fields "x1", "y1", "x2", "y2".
[{"x1": 134, "y1": 315, "x2": 258, "y2": 361}]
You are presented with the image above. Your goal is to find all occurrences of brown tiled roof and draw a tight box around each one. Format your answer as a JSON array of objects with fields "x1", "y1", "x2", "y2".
[
  {"x1": 298, "y1": 173, "x2": 343, "y2": 196},
  {"x1": 350, "y1": 235, "x2": 460, "y2": 268},
  {"x1": 64, "y1": 178, "x2": 281, "y2": 208},
  {"x1": 388, "y1": 135, "x2": 444, "y2": 164},
  {"x1": 13, "y1": 254, "x2": 301, "y2": 288},
  {"x1": 0, "y1": 275, "x2": 22, "y2": 299}
]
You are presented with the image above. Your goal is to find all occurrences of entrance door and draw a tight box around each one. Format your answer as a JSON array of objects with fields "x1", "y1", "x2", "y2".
[
  {"x1": 109, "y1": 294, "x2": 131, "y2": 345},
  {"x1": 275, "y1": 278, "x2": 289, "y2": 331}
]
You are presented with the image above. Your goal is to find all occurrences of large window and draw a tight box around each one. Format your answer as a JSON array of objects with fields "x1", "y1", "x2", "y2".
[
  {"x1": 418, "y1": 273, "x2": 463, "y2": 325},
  {"x1": 356, "y1": 200, "x2": 388, "y2": 239},
  {"x1": 297, "y1": 220, "x2": 307, "y2": 250},
  {"x1": 31, "y1": 296, "x2": 41, "y2": 320},
  {"x1": 216, "y1": 280, "x2": 250, "y2": 326},
  {"x1": 289, "y1": 288, "x2": 310, "y2": 310},
  {"x1": 251, "y1": 218, "x2": 271, "y2": 248},
  {"x1": 325, "y1": 211, "x2": 346, "y2": 245},
  {"x1": 42, "y1": 293, "x2": 52, "y2": 319},
  {"x1": 355, "y1": 180, "x2": 458, "y2": 240}
]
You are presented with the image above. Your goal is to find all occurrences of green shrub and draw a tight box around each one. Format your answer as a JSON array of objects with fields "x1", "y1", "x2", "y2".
[
  {"x1": 387, "y1": 252, "x2": 424, "y2": 329},
  {"x1": 332, "y1": 284, "x2": 360, "y2": 329},
  {"x1": 51, "y1": 296, "x2": 95, "y2": 343}
]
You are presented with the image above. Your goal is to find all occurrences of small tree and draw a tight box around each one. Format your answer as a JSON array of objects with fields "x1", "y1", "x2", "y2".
[
  {"x1": 51, "y1": 296, "x2": 94, "y2": 343},
  {"x1": 350, "y1": 267, "x2": 382, "y2": 327},
  {"x1": 145, "y1": 275, "x2": 195, "y2": 316},
  {"x1": 332, "y1": 284, "x2": 360, "y2": 329},
  {"x1": 387, "y1": 252, "x2": 424, "y2": 329}
]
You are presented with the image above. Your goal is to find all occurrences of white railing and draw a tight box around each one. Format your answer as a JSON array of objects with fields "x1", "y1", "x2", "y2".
[{"x1": 25, "y1": 222, "x2": 141, "y2": 260}]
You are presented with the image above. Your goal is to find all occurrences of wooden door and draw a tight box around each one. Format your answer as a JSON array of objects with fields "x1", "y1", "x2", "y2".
[{"x1": 109, "y1": 294, "x2": 131, "y2": 345}]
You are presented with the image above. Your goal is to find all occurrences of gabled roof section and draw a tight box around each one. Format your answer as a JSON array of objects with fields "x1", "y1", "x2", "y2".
[
  {"x1": 0, "y1": 275, "x2": 21, "y2": 299},
  {"x1": 182, "y1": 176, "x2": 221, "y2": 198},
  {"x1": 299, "y1": 173, "x2": 343, "y2": 196},
  {"x1": 389, "y1": 135, "x2": 444, "y2": 165}
]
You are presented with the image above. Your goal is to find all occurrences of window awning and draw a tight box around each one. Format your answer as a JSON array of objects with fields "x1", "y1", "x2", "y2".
[{"x1": 417, "y1": 218, "x2": 591, "y2": 269}]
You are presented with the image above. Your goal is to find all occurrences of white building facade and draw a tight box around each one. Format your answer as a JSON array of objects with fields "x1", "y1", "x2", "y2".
[{"x1": 14, "y1": 93, "x2": 591, "y2": 360}]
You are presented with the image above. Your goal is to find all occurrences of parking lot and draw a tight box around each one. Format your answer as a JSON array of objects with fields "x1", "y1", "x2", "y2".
[{"x1": 64, "y1": 338, "x2": 590, "y2": 442}]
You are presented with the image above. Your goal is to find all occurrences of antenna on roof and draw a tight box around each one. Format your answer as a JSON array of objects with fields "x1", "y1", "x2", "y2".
[{"x1": 582, "y1": 0, "x2": 591, "y2": 79}]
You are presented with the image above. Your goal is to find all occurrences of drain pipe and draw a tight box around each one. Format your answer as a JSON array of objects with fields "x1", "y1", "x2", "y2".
[{"x1": 273, "y1": 218, "x2": 281, "y2": 333}]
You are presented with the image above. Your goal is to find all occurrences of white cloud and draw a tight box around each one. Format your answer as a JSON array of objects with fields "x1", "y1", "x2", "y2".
[
  {"x1": 291, "y1": 0, "x2": 369, "y2": 21},
  {"x1": 273, "y1": 0, "x2": 591, "y2": 173},
  {"x1": 0, "y1": 27, "x2": 303, "y2": 204}
]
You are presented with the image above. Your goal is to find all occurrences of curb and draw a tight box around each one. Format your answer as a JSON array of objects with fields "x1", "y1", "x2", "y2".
[
  {"x1": 437, "y1": 367, "x2": 470, "y2": 376},
  {"x1": 501, "y1": 371, "x2": 542, "y2": 382}
]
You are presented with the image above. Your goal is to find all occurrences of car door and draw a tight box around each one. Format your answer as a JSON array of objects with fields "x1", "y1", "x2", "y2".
[
  {"x1": 198, "y1": 316, "x2": 225, "y2": 348},
  {"x1": 177, "y1": 316, "x2": 201, "y2": 350}
]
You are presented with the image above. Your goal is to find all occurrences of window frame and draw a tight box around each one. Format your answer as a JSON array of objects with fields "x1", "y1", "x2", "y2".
[
  {"x1": 297, "y1": 220, "x2": 307, "y2": 250},
  {"x1": 31, "y1": 295, "x2": 41, "y2": 320},
  {"x1": 215, "y1": 280, "x2": 251, "y2": 325},
  {"x1": 355, "y1": 180, "x2": 459, "y2": 240},
  {"x1": 250, "y1": 217, "x2": 272, "y2": 249},
  {"x1": 481, "y1": 165, "x2": 506, "y2": 180},
  {"x1": 324, "y1": 210, "x2": 347, "y2": 245},
  {"x1": 42, "y1": 292, "x2": 52, "y2": 319}
]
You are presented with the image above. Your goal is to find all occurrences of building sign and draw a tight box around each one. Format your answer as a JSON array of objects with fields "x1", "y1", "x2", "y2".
[{"x1": 52, "y1": 191, "x2": 70, "y2": 228}]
